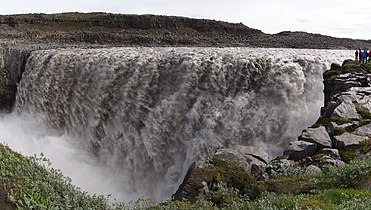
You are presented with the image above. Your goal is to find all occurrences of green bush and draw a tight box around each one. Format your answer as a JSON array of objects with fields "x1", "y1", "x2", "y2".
[
  {"x1": 0, "y1": 144, "x2": 113, "y2": 210},
  {"x1": 323, "y1": 69, "x2": 340, "y2": 79},
  {"x1": 341, "y1": 59, "x2": 355, "y2": 66},
  {"x1": 341, "y1": 63, "x2": 359, "y2": 74},
  {"x1": 309, "y1": 157, "x2": 371, "y2": 189}
]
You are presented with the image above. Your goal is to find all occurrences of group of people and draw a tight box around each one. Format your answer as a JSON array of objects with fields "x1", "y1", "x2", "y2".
[{"x1": 355, "y1": 49, "x2": 371, "y2": 64}]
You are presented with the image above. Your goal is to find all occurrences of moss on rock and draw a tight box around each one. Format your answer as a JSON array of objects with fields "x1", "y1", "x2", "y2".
[
  {"x1": 258, "y1": 176, "x2": 310, "y2": 195},
  {"x1": 177, "y1": 157, "x2": 261, "y2": 203},
  {"x1": 338, "y1": 139, "x2": 371, "y2": 162},
  {"x1": 356, "y1": 105, "x2": 371, "y2": 120}
]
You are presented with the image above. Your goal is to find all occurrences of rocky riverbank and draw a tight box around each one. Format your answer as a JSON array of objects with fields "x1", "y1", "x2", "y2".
[{"x1": 171, "y1": 59, "x2": 371, "y2": 207}]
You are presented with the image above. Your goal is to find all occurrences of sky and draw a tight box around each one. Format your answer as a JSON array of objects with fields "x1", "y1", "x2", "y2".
[{"x1": 0, "y1": 0, "x2": 370, "y2": 40}]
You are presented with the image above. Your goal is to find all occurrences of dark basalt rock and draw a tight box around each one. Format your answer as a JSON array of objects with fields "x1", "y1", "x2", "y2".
[{"x1": 0, "y1": 13, "x2": 371, "y2": 48}]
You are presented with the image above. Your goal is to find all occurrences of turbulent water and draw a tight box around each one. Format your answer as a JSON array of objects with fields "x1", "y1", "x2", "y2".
[{"x1": 8, "y1": 47, "x2": 352, "y2": 200}]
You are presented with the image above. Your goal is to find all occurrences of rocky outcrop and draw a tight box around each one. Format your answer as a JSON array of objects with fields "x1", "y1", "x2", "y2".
[
  {"x1": 214, "y1": 146, "x2": 269, "y2": 177},
  {"x1": 0, "y1": 42, "x2": 84, "y2": 111},
  {"x1": 298, "y1": 126, "x2": 332, "y2": 148},
  {"x1": 0, "y1": 45, "x2": 30, "y2": 111},
  {"x1": 281, "y1": 60, "x2": 371, "y2": 168},
  {"x1": 172, "y1": 156, "x2": 261, "y2": 202}
]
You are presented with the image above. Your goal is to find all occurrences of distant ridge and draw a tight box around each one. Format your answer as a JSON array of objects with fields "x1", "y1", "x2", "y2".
[{"x1": 0, "y1": 12, "x2": 370, "y2": 49}]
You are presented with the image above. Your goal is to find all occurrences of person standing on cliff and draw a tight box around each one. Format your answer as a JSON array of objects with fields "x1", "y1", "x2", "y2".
[
  {"x1": 362, "y1": 50, "x2": 367, "y2": 64},
  {"x1": 368, "y1": 50, "x2": 371, "y2": 63},
  {"x1": 355, "y1": 50, "x2": 359, "y2": 62},
  {"x1": 359, "y1": 49, "x2": 363, "y2": 63}
]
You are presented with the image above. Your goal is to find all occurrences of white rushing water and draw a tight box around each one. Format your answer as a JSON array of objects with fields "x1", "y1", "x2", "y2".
[{"x1": 1, "y1": 47, "x2": 352, "y2": 201}]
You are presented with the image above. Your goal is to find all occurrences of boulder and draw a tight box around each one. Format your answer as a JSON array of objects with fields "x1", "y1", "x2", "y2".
[
  {"x1": 299, "y1": 126, "x2": 332, "y2": 148},
  {"x1": 265, "y1": 158, "x2": 296, "y2": 178},
  {"x1": 334, "y1": 133, "x2": 369, "y2": 147},
  {"x1": 322, "y1": 158, "x2": 346, "y2": 167},
  {"x1": 172, "y1": 157, "x2": 261, "y2": 202},
  {"x1": 320, "y1": 148, "x2": 341, "y2": 159},
  {"x1": 214, "y1": 145, "x2": 269, "y2": 177},
  {"x1": 354, "y1": 123, "x2": 371, "y2": 137},
  {"x1": 283, "y1": 141, "x2": 317, "y2": 161},
  {"x1": 332, "y1": 100, "x2": 359, "y2": 119},
  {"x1": 306, "y1": 165, "x2": 322, "y2": 175}
]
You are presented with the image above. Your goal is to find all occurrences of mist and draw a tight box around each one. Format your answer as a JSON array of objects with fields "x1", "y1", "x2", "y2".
[{"x1": 0, "y1": 112, "x2": 142, "y2": 201}]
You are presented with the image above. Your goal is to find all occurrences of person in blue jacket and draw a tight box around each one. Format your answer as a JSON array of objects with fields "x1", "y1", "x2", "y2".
[{"x1": 362, "y1": 50, "x2": 367, "y2": 64}]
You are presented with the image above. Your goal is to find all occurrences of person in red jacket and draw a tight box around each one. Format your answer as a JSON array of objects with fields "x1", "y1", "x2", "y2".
[
  {"x1": 359, "y1": 49, "x2": 363, "y2": 63},
  {"x1": 368, "y1": 50, "x2": 371, "y2": 63}
]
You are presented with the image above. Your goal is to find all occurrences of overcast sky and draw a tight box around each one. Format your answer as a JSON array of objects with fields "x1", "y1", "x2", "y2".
[{"x1": 1, "y1": 0, "x2": 370, "y2": 40}]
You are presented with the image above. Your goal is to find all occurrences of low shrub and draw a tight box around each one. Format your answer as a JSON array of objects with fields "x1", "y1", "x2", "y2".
[{"x1": 0, "y1": 144, "x2": 112, "y2": 210}]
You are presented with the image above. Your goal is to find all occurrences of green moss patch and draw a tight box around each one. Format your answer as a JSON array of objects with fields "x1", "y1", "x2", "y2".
[
  {"x1": 179, "y1": 157, "x2": 261, "y2": 203},
  {"x1": 258, "y1": 176, "x2": 310, "y2": 195},
  {"x1": 365, "y1": 63, "x2": 371, "y2": 73},
  {"x1": 334, "y1": 127, "x2": 347, "y2": 136},
  {"x1": 356, "y1": 105, "x2": 371, "y2": 120},
  {"x1": 323, "y1": 69, "x2": 340, "y2": 80},
  {"x1": 338, "y1": 139, "x2": 371, "y2": 162},
  {"x1": 312, "y1": 116, "x2": 352, "y2": 128}
]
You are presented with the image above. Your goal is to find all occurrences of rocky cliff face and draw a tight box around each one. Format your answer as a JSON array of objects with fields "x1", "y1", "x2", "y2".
[
  {"x1": 0, "y1": 44, "x2": 30, "y2": 111},
  {"x1": 273, "y1": 60, "x2": 370, "y2": 170}
]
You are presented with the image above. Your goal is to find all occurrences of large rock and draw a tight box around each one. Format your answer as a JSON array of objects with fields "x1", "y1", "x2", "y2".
[
  {"x1": 283, "y1": 141, "x2": 317, "y2": 161},
  {"x1": 332, "y1": 99, "x2": 359, "y2": 119},
  {"x1": 354, "y1": 123, "x2": 371, "y2": 137},
  {"x1": 306, "y1": 165, "x2": 322, "y2": 175},
  {"x1": 334, "y1": 133, "x2": 369, "y2": 147},
  {"x1": 320, "y1": 148, "x2": 341, "y2": 159},
  {"x1": 172, "y1": 157, "x2": 261, "y2": 202},
  {"x1": 214, "y1": 146, "x2": 269, "y2": 177},
  {"x1": 265, "y1": 158, "x2": 296, "y2": 178},
  {"x1": 299, "y1": 126, "x2": 332, "y2": 148}
]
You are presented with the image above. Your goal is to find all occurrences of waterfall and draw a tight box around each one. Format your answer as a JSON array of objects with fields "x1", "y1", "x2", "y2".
[{"x1": 13, "y1": 47, "x2": 351, "y2": 200}]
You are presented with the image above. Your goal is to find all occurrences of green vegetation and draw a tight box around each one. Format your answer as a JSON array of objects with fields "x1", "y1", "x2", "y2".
[
  {"x1": 0, "y1": 144, "x2": 118, "y2": 210},
  {"x1": 365, "y1": 63, "x2": 371, "y2": 73},
  {"x1": 333, "y1": 127, "x2": 347, "y2": 136},
  {"x1": 1, "y1": 142, "x2": 370, "y2": 210},
  {"x1": 177, "y1": 157, "x2": 261, "y2": 204},
  {"x1": 356, "y1": 105, "x2": 371, "y2": 120},
  {"x1": 151, "y1": 158, "x2": 371, "y2": 209},
  {"x1": 323, "y1": 60, "x2": 370, "y2": 81},
  {"x1": 339, "y1": 139, "x2": 371, "y2": 162},
  {"x1": 341, "y1": 63, "x2": 359, "y2": 74},
  {"x1": 311, "y1": 116, "x2": 352, "y2": 128}
]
